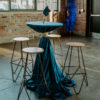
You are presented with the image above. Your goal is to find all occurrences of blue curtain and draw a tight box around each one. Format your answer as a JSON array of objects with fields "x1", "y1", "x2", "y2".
[
  {"x1": 25, "y1": 37, "x2": 75, "y2": 100},
  {"x1": 65, "y1": 0, "x2": 76, "y2": 32}
]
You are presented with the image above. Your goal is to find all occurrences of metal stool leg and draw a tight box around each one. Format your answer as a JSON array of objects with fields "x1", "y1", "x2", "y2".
[
  {"x1": 73, "y1": 74, "x2": 86, "y2": 94},
  {"x1": 80, "y1": 47, "x2": 88, "y2": 86},
  {"x1": 67, "y1": 47, "x2": 73, "y2": 78},
  {"x1": 21, "y1": 41, "x2": 23, "y2": 59},
  {"x1": 11, "y1": 42, "x2": 17, "y2": 62},
  {"x1": 11, "y1": 41, "x2": 24, "y2": 82},
  {"x1": 73, "y1": 47, "x2": 85, "y2": 94},
  {"x1": 73, "y1": 47, "x2": 88, "y2": 94},
  {"x1": 39, "y1": 54, "x2": 50, "y2": 94},
  {"x1": 27, "y1": 41, "x2": 34, "y2": 72},
  {"x1": 14, "y1": 59, "x2": 22, "y2": 82},
  {"x1": 17, "y1": 53, "x2": 31, "y2": 100},
  {"x1": 62, "y1": 46, "x2": 70, "y2": 73},
  {"x1": 58, "y1": 38, "x2": 65, "y2": 68},
  {"x1": 70, "y1": 47, "x2": 81, "y2": 79},
  {"x1": 23, "y1": 53, "x2": 31, "y2": 100},
  {"x1": 17, "y1": 79, "x2": 24, "y2": 100},
  {"x1": 11, "y1": 41, "x2": 16, "y2": 82},
  {"x1": 15, "y1": 42, "x2": 24, "y2": 82},
  {"x1": 52, "y1": 39, "x2": 56, "y2": 53}
]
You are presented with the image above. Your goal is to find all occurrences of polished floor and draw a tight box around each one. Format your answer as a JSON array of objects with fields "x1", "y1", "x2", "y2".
[{"x1": 0, "y1": 36, "x2": 100, "y2": 100}]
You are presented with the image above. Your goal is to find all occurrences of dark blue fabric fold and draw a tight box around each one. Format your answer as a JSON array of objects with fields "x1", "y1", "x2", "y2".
[
  {"x1": 25, "y1": 37, "x2": 75, "y2": 100},
  {"x1": 65, "y1": 0, "x2": 76, "y2": 32}
]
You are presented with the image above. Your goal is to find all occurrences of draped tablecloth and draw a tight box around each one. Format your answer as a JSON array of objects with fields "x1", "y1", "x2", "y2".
[{"x1": 25, "y1": 22, "x2": 75, "y2": 100}]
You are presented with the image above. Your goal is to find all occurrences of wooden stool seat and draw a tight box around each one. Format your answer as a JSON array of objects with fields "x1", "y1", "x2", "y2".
[
  {"x1": 66, "y1": 42, "x2": 85, "y2": 47},
  {"x1": 13, "y1": 37, "x2": 29, "y2": 41},
  {"x1": 22, "y1": 47, "x2": 44, "y2": 54},
  {"x1": 48, "y1": 34, "x2": 61, "y2": 38}
]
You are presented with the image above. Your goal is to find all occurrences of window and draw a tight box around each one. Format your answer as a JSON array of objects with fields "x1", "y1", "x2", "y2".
[
  {"x1": 0, "y1": 0, "x2": 9, "y2": 11},
  {"x1": 51, "y1": 0, "x2": 58, "y2": 10},
  {"x1": 37, "y1": 0, "x2": 45, "y2": 10},
  {"x1": 11, "y1": 0, "x2": 35, "y2": 10},
  {"x1": 0, "y1": 0, "x2": 59, "y2": 11},
  {"x1": 37, "y1": 0, "x2": 58, "y2": 11}
]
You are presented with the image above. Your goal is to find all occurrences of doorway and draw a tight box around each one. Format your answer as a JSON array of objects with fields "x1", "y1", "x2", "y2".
[{"x1": 90, "y1": 0, "x2": 100, "y2": 39}]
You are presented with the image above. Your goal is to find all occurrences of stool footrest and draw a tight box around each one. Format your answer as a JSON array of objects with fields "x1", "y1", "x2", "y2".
[
  {"x1": 55, "y1": 53, "x2": 64, "y2": 56},
  {"x1": 63, "y1": 66, "x2": 82, "y2": 68},
  {"x1": 11, "y1": 62, "x2": 24, "y2": 67},
  {"x1": 11, "y1": 58, "x2": 33, "y2": 62},
  {"x1": 66, "y1": 73, "x2": 86, "y2": 75}
]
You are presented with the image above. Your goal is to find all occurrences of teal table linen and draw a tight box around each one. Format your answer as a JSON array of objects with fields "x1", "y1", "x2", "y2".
[
  {"x1": 25, "y1": 22, "x2": 75, "y2": 100},
  {"x1": 25, "y1": 37, "x2": 75, "y2": 100},
  {"x1": 26, "y1": 21, "x2": 63, "y2": 33}
]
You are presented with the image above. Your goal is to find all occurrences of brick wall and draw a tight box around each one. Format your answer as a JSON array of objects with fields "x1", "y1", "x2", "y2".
[
  {"x1": 74, "y1": 0, "x2": 87, "y2": 36},
  {"x1": 0, "y1": 12, "x2": 46, "y2": 43},
  {"x1": 0, "y1": 0, "x2": 87, "y2": 44}
]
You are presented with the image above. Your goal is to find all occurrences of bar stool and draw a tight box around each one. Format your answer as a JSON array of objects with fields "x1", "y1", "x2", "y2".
[
  {"x1": 48, "y1": 34, "x2": 64, "y2": 66},
  {"x1": 48, "y1": 34, "x2": 61, "y2": 52},
  {"x1": 17, "y1": 47, "x2": 49, "y2": 100},
  {"x1": 10, "y1": 37, "x2": 30, "y2": 82},
  {"x1": 62, "y1": 42, "x2": 88, "y2": 94}
]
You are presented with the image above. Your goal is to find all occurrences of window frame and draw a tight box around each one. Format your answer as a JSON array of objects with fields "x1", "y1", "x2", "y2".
[{"x1": 0, "y1": 0, "x2": 59, "y2": 12}]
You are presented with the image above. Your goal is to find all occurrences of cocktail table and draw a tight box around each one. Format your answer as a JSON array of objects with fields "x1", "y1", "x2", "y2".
[{"x1": 25, "y1": 21, "x2": 75, "y2": 100}]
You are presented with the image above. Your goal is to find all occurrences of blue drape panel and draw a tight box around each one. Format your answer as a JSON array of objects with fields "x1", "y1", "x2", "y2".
[
  {"x1": 25, "y1": 37, "x2": 75, "y2": 100},
  {"x1": 66, "y1": 0, "x2": 76, "y2": 32}
]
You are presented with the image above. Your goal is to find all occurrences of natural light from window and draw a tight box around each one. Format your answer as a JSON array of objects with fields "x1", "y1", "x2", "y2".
[{"x1": 0, "y1": 0, "x2": 59, "y2": 11}]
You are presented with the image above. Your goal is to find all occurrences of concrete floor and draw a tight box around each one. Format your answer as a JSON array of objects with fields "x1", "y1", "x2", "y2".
[{"x1": 0, "y1": 36, "x2": 100, "y2": 100}]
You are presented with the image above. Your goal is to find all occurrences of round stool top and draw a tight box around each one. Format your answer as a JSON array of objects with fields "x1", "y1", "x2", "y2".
[
  {"x1": 66, "y1": 42, "x2": 85, "y2": 47},
  {"x1": 48, "y1": 34, "x2": 61, "y2": 38},
  {"x1": 13, "y1": 37, "x2": 29, "y2": 41},
  {"x1": 22, "y1": 47, "x2": 44, "y2": 54}
]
